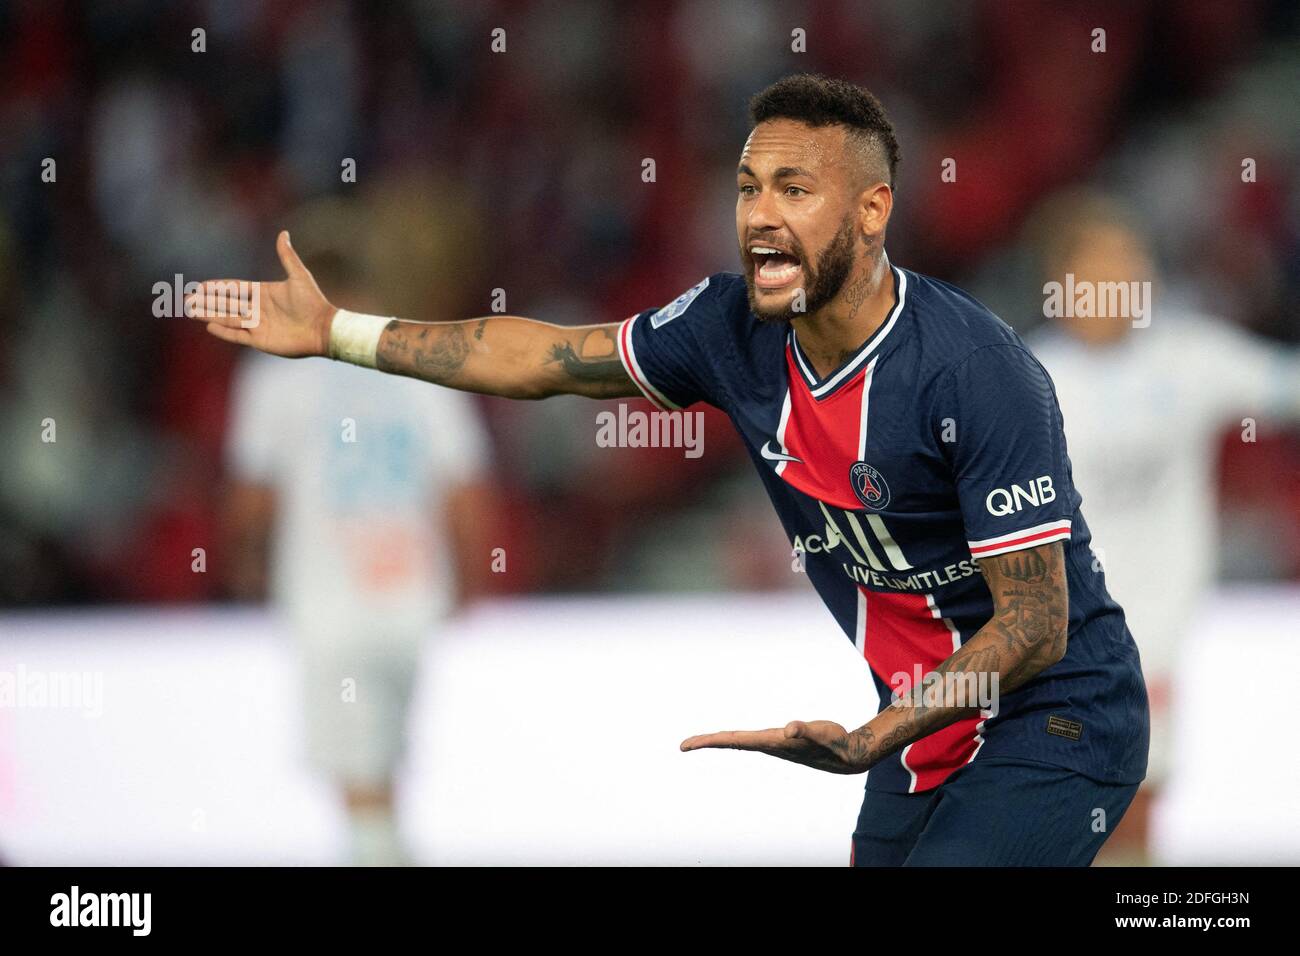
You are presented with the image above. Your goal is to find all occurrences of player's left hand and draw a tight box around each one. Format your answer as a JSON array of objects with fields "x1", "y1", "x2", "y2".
[{"x1": 680, "y1": 720, "x2": 873, "y2": 774}]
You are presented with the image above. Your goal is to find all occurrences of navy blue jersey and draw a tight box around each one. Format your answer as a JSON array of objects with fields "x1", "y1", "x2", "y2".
[{"x1": 616, "y1": 267, "x2": 1148, "y2": 793}]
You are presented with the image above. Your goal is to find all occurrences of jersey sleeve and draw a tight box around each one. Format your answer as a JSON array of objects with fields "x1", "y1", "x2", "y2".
[
  {"x1": 615, "y1": 276, "x2": 719, "y2": 410},
  {"x1": 934, "y1": 344, "x2": 1075, "y2": 559},
  {"x1": 225, "y1": 354, "x2": 283, "y2": 484}
]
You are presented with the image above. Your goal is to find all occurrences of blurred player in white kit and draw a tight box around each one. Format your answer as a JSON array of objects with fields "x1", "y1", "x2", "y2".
[
  {"x1": 222, "y1": 200, "x2": 493, "y2": 865},
  {"x1": 1027, "y1": 189, "x2": 1300, "y2": 862}
]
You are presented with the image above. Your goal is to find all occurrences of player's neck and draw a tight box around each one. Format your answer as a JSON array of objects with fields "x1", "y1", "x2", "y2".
[{"x1": 793, "y1": 253, "x2": 895, "y2": 379}]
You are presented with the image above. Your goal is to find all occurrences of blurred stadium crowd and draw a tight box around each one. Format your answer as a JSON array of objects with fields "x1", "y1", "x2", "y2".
[{"x1": 1, "y1": 0, "x2": 1297, "y2": 606}]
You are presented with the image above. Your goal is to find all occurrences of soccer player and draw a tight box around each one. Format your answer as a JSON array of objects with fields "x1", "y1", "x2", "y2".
[
  {"x1": 189, "y1": 74, "x2": 1148, "y2": 866},
  {"x1": 1025, "y1": 189, "x2": 1300, "y2": 862},
  {"x1": 222, "y1": 205, "x2": 494, "y2": 866}
]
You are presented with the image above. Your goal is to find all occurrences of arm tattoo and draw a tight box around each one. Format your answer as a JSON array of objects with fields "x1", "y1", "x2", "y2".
[
  {"x1": 980, "y1": 544, "x2": 1069, "y2": 670},
  {"x1": 843, "y1": 542, "x2": 1069, "y2": 771},
  {"x1": 377, "y1": 320, "x2": 470, "y2": 382},
  {"x1": 545, "y1": 327, "x2": 629, "y2": 392},
  {"x1": 371, "y1": 317, "x2": 637, "y2": 399}
]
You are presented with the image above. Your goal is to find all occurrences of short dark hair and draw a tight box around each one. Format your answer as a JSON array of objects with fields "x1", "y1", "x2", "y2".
[{"x1": 748, "y1": 73, "x2": 901, "y2": 188}]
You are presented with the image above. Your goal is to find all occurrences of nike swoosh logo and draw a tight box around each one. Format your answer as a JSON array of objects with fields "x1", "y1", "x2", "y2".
[{"x1": 761, "y1": 441, "x2": 802, "y2": 464}]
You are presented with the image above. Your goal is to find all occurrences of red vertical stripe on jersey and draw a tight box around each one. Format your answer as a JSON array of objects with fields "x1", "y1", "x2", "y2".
[
  {"x1": 776, "y1": 346, "x2": 867, "y2": 510},
  {"x1": 860, "y1": 588, "x2": 983, "y2": 792}
]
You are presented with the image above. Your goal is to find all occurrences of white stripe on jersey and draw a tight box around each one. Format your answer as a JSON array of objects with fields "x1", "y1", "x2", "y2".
[
  {"x1": 617, "y1": 314, "x2": 680, "y2": 411},
  {"x1": 967, "y1": 519, "x2": 1072, "y2": 558}
]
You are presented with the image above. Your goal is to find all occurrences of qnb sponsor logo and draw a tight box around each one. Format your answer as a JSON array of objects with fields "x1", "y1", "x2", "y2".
[
  {"x1": 1042, "y1": 273, "x2": 1152, "y2": 328},
  {"x1": 154, "y1": 273, "x2": 261, "y2": 328},
  {"x1": 0, "y1": 665, "x2": 103, "y2": 719},
  {"x1": 50, "y1": 886, "x2": 151, "y2": 937},
  {"x1": 888, "y1": 665, "x2": 1000, "y2": 718},
  {"x1": 595, "y1": 404, "x2": 704, "y2": 459},
  {"x1": 985, "y1": 475, "x2": 1056, "y2": 517}
]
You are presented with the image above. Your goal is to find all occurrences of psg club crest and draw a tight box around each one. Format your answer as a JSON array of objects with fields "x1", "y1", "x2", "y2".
[{"x1": 850, "y1": 461, "x2": 890, "y2": 510}]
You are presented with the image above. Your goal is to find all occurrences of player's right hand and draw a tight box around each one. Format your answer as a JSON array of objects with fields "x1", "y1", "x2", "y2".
[{"x1": 185, "y1": 230, "x2": 337, "y2": 358}]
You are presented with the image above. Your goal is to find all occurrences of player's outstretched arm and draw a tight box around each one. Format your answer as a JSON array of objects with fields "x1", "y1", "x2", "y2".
[
  {"x1": 373, "y1": 314, "x2": 635, "y2": 401},
  {"x1": 186, "y1": 231, "x2": 640, "y2": 401},
  {"x1": 680, "y1": 541, "x2": 1070, "y2": 774}
]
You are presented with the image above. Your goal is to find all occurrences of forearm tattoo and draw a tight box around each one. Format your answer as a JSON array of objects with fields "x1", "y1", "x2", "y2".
[
  {"x1": 842, "y1": 542, "x2": 1069, "y2": 770},
  {"x1": 979, "y1": 544, "x2": 1069, "y2": 679},
  {"x1": 377, "y1": 320, "x2": 470, "y2": 382}
]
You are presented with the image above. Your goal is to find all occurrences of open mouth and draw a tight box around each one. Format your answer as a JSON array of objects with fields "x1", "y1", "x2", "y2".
[{"x1": 750, "y1": 244, "x2": 803, "y2": 290}]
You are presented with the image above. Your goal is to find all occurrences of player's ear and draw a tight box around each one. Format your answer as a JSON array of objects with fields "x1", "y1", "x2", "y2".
[{"x1": 857, "y1": 182, "x2": 892, "y2": 241}]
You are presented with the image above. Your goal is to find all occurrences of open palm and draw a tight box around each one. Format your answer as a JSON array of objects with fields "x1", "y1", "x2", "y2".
[
  {"x1": 186, "y1": 231, "x2": 336, "y2": 358},
  {"x1": 680, "y1": 719, "x2": 870, "y2": 774}
]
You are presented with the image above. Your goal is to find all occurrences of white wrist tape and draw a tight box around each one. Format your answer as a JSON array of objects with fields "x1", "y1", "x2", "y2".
[{"x1": 328, "y1": 309, "x2": 392, "y2": 368}]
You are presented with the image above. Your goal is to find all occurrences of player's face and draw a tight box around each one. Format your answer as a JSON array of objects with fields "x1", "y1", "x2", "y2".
[{"x1": 736, "y1": 119, "x2": 861, "y2": 323}]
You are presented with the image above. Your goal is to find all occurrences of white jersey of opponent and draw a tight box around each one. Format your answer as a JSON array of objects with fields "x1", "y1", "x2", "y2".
[
  {"x1": 1030, "y1": 312, "x2": 1299, "y2": 677},
  {"x1": 226, "y1": 351, "x2": 489, "y2": 640}
]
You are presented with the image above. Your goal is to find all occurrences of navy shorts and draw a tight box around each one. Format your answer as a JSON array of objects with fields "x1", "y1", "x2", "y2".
[{"x1": 850, "y1": 756, "x2": 1140, "y2": 866}]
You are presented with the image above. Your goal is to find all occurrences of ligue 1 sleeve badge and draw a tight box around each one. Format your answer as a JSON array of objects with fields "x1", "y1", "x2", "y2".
[
  {"x1": 650, "y1": 276, "x2": 710, "y2": 329},
  {"x1": 849, "y1": 461, "x2": 890, "y2": 510}
]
